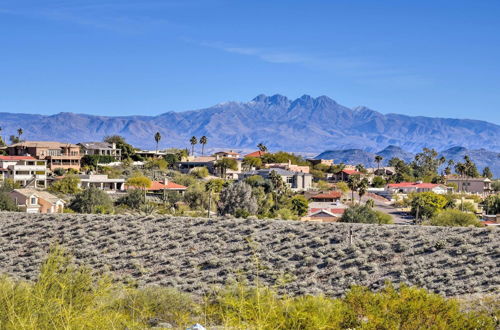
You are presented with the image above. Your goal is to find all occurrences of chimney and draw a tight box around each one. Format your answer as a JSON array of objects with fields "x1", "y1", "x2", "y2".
[
  {"x1": 112, "y1": 143, "x2": 116, "y2": 149},
  {"x1": 164, "y1": 177, "x2": 169, "y2": 185}
]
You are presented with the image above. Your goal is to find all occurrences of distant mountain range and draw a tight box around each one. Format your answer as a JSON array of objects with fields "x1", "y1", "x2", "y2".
[
  {"x1": 316, "y1": 146, "x2": 500, "y2": 177},
  {"x1": 1, "y1": 94, "x2": 499, "y2": 154}
]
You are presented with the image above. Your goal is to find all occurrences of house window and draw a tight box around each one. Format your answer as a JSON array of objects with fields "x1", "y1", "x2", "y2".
[{"x1": 30, "y1": 197, "x2": 37, "y2": 205}]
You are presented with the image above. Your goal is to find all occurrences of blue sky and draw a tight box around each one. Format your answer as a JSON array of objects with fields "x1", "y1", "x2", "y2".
[{"x1": 1, "y1": 0, "x2": 499, "y2": 124}]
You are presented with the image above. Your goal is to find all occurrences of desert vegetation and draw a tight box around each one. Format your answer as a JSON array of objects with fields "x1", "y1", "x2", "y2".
[
  {"x1": 0, "y1": 213, "x2": 498, "y2": 300},
  {"x1": 0, "y1": 246, "x2": 497, "y2": 329}
]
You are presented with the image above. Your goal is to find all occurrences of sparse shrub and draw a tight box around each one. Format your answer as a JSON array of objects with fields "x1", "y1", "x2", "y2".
[
  {"x1": 116, "y1": 189, "x2": 145, "y2": 210},
  {"x1": 48, "y1": 174, "x2": 81, "y2": 195}
]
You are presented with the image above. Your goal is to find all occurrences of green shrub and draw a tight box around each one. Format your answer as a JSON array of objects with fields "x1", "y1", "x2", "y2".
[
  {"x1": 340, "y1": 205, "x2": 393, "y2": 224},
  {"x1": 428, "y1": 209, "x2": 482, "y2": 227},
  {"x1": 190, "y1": 167, "x2": 209, "y2": 178},
  {"x1": 69, "y1": 187, "x2": 114, "y2": 214},
  {"x1": 116, "y1": 189, "x2": 145, "y2": 210},
  {"x1": 48, "y1": 174, "x2": 81, "y2": 195}
]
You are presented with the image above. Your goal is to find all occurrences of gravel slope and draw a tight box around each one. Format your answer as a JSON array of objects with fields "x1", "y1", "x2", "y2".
[{"x1": 0, "y1": 212, "x2": 498, "y2": 297}]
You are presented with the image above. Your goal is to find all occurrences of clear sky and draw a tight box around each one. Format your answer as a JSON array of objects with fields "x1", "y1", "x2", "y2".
[{"x1": 1, "y1": 0, "x2": 499, "y2": 123}]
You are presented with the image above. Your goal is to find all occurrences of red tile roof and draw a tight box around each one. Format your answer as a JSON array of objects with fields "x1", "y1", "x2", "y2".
[
  {"x1": 148, "y1": 181, "x2": 187, "y2": 191},
  {"x1": 0, "y1": 156, "x2": 37, "y2": 161},
  {"x1": 310, "y1": 208, "x2": 345, "y2": 215},
  {"x1": 245, "y1": 150, "x2": 266, "y2": 158},
  {"x1": 125, "y1": 180, "x2": 187, "y2": 191},
  {"x1": 342, "y1": 169, "x2": 361, "y2": 175},
  {"x1": 311, "y1": 191, "x2": 342, "y2": 199}
]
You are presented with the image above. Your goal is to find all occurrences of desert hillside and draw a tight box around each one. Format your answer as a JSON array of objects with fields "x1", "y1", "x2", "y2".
[{"x1": 0, "y1": 213, "x2": 498, "y2": 297}]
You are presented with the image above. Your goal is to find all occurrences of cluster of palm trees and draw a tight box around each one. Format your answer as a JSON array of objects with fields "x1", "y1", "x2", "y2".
[
  {"x1": 190, "y1": 136, "x2": 208, "y2": 156},
  {"x1": 0, "y1": 127, "x2": 24, "y2": 145},
  {"x1": 347, "y1": 174, "x2": 370, "y2": 203}
]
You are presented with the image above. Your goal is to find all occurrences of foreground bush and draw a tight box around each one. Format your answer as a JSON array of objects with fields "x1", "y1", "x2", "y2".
[
  {"x1": 340, "y1": 204, "x2": 393, "y2": 224},
  {"x1": 0, "y1": 247, "x2": 497, "y2": 329}
]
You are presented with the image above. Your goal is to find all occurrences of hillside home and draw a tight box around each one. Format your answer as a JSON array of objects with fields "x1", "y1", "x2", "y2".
[
  {"x1": 135, "y1": 150, "x2": 167, "y2": 158},
  {"x1": 78, "y1": 174, "x2": 126, "y2": 192},
  {"x1": 238, "y1": 168, "x2": 313, "y2": 191},
  {"x1": 78, "y1": 142, "x2": 122, "y2": 160},
  {"x1": 244, "y1": 150, "x2": 267, "y2": 158},
  {"x1": 214, "y1": 151, "x2": 240, "y2": 159},
  {"x1": 175, "y1": 156, "x2": 216, "y2": 174},
  {"x1": 126, "y1": 179, "x2": 187, "y2": 195},
  {"x1": 9, "y1": 189, "x2": 65, "y2": 213},
  {"x1": 386, "y1": 182, "x2": 449, "y2": 195},
  {"x1": 7, "y1": 141, "x2": 82, "y2": 172},
  {"x1": 302, "y1": 208, "x2": 345, "y2": 222},
  {"x1": 331, "y1": 169, "x2": 363, "y2": 182},
  {"x1": 445, "y1": 176, "x2": 492, "y2": 195},
  {"x1": 265, "y1": 160, "x2": 310, "y2": 174},
  {"x1": 0, "y1": 156, "x2": 47, "y2": 188},
  {"x1": 307, "y1": 159, "x2": 334, "y2": 167},
  {"x1": 310, "y1": 191, "x2": 342, "y2": 203}
]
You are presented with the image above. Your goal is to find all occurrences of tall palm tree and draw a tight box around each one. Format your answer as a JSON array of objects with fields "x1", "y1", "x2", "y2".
[
  {"x1": 200, "y1": 136, "x2": 207, "y2": 156},
  {"x1": 358, "y1": 178, "x2": 369, "y2": 203},
  {"x1": 347, "y1": 174, "x2": 361, "y2": 204},
  {"x1": 257, "y1": 143, "x2": 268, "y2": 152},
  {"x1": 189, "y1": 136, "x2": 198, "y2": 156},
  {"x1": 374, "y1": 155, "x2": 383, "y2": 172},
  {"x1": 154, "y1": 132, "x2": 161, "y2": 155},
  {"x1": 17, "y1": 128, "x2": 23, "y2": 141}
]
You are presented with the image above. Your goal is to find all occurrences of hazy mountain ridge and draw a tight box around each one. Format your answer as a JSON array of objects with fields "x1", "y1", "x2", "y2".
[
  {"x1": 316, "y1": 146, "x2": 500, "y2": 177},
  {"x1": 0, "y1": 94, "x2": 499, "y2": 153}
]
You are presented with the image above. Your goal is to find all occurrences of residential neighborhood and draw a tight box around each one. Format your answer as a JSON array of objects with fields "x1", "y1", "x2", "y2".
[{"x1": 0, "y1": 135, "x2": 498, "y2": 228}]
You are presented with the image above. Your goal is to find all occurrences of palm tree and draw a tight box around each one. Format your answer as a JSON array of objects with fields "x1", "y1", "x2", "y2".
[
  {"x1": 358, "y1": 178, "x2": 369, "y2": 203},
  {"x1": 154, "y1": 132, "x2": 161, "y2": 155},
  {"x1": 347, "y1": 174, "x2": 361, "y2": 204},
  {"x1": 374, "y1": 155, "x2": 383, "y2": 172},
  {"x1": 189, "y1": 136, "x2": 198, "y2": 156},
  {"x1": 257, "y1": 143, "x2": 268, "y2": 152},
  {"x1": 200, "y1": 136, "x2": 207, "y2": 156},
  {"x1": 17, "y1": 128, "x2": 23, "y2": 141}
]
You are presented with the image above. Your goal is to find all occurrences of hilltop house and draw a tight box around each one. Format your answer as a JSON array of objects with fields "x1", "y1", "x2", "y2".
[
  {"x1": 126, "y1": 179, "x2": 187, "y2": 196},
  {"x1": 386, "y1": 182, "x2": 449, "y2": 195},
  {"x1": 78, "y1": 142, "x2": 122, "y2": 160},
  {"x1": 78, "y1": 174, "x2": 126, "y2": 192},
  {"x1": 7, "y1": 141, "x2": 82, "y2": 172},
  {"x1": 238, "y1": 168, "x2": 313, "y2": 191},
  {"x1": 174, "y1": 156, "x2": 217, "y2": 174},
  {"x1": 0, "y1": 156, "x2": 47, "y2": 188},
  {"x1": 9, "y1": 189, "x2": 65, "y2": 213},
  {"x1": 331, "y1": 169, "x2": 363, "y2": 182},
  {"x1": 244, "y1": 150, "x2": 267, "y2": 158},
  {"x1": 214, "y1": 151, "x2": 240, "y2": 159},
  {"x1": 445, "y1": 176, "x2": 493, "y2": 195},
  {"x1": 265, "y1": 160, "x2": 310, "y2": 173}
]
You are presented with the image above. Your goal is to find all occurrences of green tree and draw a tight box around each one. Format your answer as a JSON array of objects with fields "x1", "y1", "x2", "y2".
[
  {"x1": 205, "y1": 178, "x2": 225, "y2": 193},
  {"x1": 411, "y1": 148, "x2": 445, "y2": 181},
  {"x1": 388, "y1": 157, "x2": 414, "y2": 183},
  {"x1": 200, "y1": 136, "x2": 207, "y2": 156},
  {"x1": 48, "y1": 174, "x2": 81, "y2": 195},
  {"x1": 69, "y1": 187, "x2": 113, "y2": 214},
  {"x1": 189, "y1": 136, "x2": 197, "y2": 156},
  {"x1": 289, "y1": 195, "x2": 308, "y2": 216},
  {"x1": 357, "y1": 178, "x2": 369, "y2": 202},
  {"x1": 116, "y1": 189, "x2": 145, "y2": 210},
  {"x1": 372, "y1": 176, "x2": 386, "y2": 188},
  {"x1": 154, "y1": 132, "x2": 161, "y2": 155},
  {"x1": 215, "y1": 158, "x2": 238, "y2": 178},
  {"x1": 190, "y1": 167, "x2": 209, "y2": 178},
  {"x1": 409, "y1": 191, "x2": 448, "y2": 220},
  {"x1": 482, "y1": 166, "x2": 493, "y2": 179},
  {"x1": 126, "y1": 175, "x2": 152, "y2": 201},
  {"x1": 340, "y1": 204, "x2": 393, "y2": 224},
  {"x1": 242, "y1": 156, "x2": 262, "y2": 171},
  {"x1": 428, "y1": 209, "x2": 482, "y2": 227}
]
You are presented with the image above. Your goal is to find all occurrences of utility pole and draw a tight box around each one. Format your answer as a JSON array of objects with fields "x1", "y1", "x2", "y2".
[{"x1": 207, "y1": 189, "x2": 212, "y2": 218}]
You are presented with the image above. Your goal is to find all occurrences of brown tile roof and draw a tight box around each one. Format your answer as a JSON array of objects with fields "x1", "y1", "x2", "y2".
[
  {"x1": 311, "y1": 191, "x2": 342, "y2": 199},
  {"x1": 0, "y1": 156, "x2": 37, "y2": 161}
]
